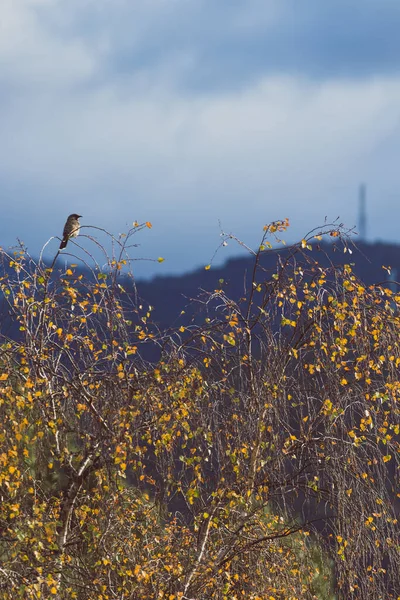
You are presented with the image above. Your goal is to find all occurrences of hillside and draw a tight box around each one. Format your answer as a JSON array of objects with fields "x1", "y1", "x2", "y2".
[{"x1": 137, "y1": 240, "x2": 400, "y2": 327}]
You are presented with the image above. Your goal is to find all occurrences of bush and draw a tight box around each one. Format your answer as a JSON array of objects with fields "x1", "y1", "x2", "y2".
[{"x1": 0, "y1": 221, "x2": 398, "y2": 599}]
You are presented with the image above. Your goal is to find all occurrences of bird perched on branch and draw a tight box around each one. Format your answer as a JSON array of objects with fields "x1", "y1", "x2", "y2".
[{"x1": 59, "y1": 214, "x2": 82, "y2": 249}]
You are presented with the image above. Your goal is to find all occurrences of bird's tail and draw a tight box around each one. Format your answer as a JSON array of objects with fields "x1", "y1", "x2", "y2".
[{"x1": 59, "y1": 238, "x2": 68, "y2": 250}]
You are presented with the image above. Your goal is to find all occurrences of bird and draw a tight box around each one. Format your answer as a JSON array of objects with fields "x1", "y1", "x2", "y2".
[{"x1": 59, "y1": 214, "x2": 82, "y2": 250}]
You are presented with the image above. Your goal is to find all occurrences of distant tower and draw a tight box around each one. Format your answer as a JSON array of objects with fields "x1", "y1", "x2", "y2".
[{"x1": 358, "y1": 183, "x2": 367, "y2": 241}]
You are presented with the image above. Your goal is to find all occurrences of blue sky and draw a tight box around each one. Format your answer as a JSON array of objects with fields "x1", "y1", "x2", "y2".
[{"x1": 1, "y1": 0, "x2": 400, "y2": 278}]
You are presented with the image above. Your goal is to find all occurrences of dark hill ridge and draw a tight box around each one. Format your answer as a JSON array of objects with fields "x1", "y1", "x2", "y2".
[
  {"x1": 1, "y1": 240, "x2": 399, "y2": 335},
  {"x1": 137, "y1": 240, "x2": 400, "y2": 327}
]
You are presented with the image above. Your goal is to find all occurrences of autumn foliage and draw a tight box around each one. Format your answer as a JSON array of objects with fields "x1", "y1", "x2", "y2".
[{"x1": 0, "y1": 221, "x2": 398, "y2": 599}]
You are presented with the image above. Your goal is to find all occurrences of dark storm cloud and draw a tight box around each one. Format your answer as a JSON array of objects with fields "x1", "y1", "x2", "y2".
[{"x1": 102, "y1": 0, "x2": 400, "y2": 92}]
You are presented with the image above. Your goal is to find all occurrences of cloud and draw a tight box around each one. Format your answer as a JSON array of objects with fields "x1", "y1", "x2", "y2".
[
  {"x1": 1, "y1": 1, "x2": 400, "y2": 278},
  {"x1": 0, "y1": 0, "x2": 97, "y2": 89},
  {"x1": 80, "y1": 0, "x2": 400, "y2": 90},
  {"x1": 4, "y1": 0, "x2": 400, "y2": 93}
]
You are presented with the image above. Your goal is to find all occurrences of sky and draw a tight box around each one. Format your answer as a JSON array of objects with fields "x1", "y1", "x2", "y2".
[{"x1": 1, "y1": 0, "x2": 400, "y2": 279}]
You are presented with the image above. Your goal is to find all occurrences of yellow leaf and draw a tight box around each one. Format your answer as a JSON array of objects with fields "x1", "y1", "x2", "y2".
[
  {"x1": 157, "y1": 257, "x2": 165, "y2": 263},
  {"x1": 205, "y1": 265, "x2": 211, "y2": 271},
  {"x1": 0, "y1": 373, "x2": 8, "y2": 381},
  {"x1": 228, "y1": 313, "x2": 238, "y2": 327},
  {"x1": 383, "y1": 455, "x2": 392, "y2": 463},
  {"x1": 146, "y1": 221, "x2": 152, "y2": 229}
]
